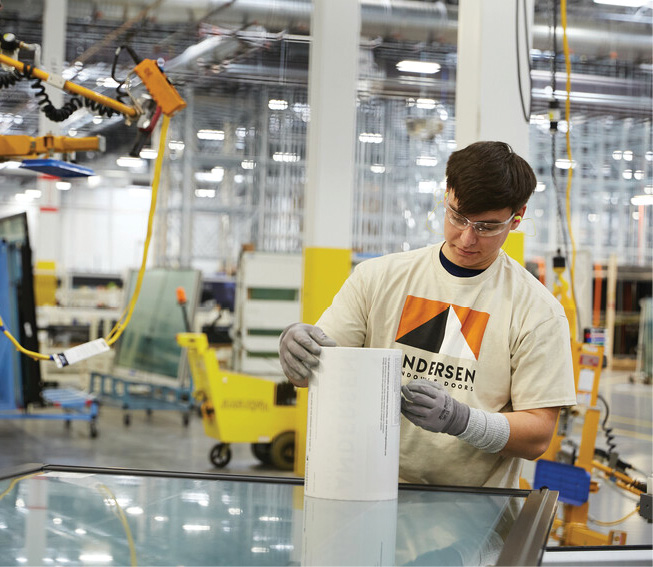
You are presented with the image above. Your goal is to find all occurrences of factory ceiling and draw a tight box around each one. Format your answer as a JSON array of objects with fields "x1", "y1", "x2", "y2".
[{"x1": 0, "y1": 0, "x2": 650, "y2": 173}]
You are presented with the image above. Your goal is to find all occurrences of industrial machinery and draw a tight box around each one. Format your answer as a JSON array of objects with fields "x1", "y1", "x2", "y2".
[
  {"x1": 177, "y1": 332, "x2": 297, "y2": 470},
  {"x1": 532, "y1": 340, "x2": 649, "y2": 545},
  {"x1": 0, "y1": 31, "x2": 186, "y2": 366}
]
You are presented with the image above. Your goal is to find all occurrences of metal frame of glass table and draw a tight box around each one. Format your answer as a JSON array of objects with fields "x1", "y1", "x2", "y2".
[{"x1": 0, "y1": 463, "x2": 559, "y2": 566}]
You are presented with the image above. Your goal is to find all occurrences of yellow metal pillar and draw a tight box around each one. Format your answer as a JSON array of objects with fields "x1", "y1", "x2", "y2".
[
  {"x1": 293, "y1": 0, "x2": 360, "y2": 477},
  {"x1": 295, "y1": 247, "x2": 351, "y2": 476}
]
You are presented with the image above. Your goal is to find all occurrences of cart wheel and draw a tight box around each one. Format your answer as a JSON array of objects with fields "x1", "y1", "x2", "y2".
[
  {"x1": 123, "y1": 413, "x2": 131, "y2": 426},
  {"x1": 65, "y1": 419, "x2": 71, "y2": 429},
  {"x1": 270, "y1": 432, "x2": 295, "y2": 471},
  {"x1": 251, "y1": 443, "x2": 273, "y2": 465},
  {"x1": 146, "y1": 408, "x2": 153, "y2": 419},
  {"x1": 210, "y1": 444, "x2": 232, "y2": 468},
  {"x1": 182, "y1": 412, "x2": 190, "y2": 427},
  {"x1": 90, "y1": 421, "x2": 98, "y2": 438}
]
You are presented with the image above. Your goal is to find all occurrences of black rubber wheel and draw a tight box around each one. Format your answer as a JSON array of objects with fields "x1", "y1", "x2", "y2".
[
  {"x1": 251, "y1": 442, "x2": 273, "y2": 464},
  {"x1": 210, "y1": 443, "x2": 232, "y2": 468},
  {"x1": 182, "y1": 412, "x2": 190, "y2": 427},
  {"x1": 90, "y1": 421, "x2": 98, "y2": 438},
  {"x1": 270, "y1": 432, "x2": 295, "y2": 471},
  {"x1": 123, "y1": 413, "x2": 131, "y2": 426}
]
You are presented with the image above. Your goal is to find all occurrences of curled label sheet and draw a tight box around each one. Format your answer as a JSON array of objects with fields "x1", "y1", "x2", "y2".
[{"x1": 304, "y1": 347, "x2": 402, "y2": 501}]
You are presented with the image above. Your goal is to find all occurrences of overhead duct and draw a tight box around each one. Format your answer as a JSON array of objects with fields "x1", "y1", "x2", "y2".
[{"x1": 67, "y1": 0, "x2": 652, "y2": 62}]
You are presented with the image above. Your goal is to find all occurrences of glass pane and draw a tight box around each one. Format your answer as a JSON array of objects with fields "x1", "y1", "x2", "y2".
[
  {"x1": 113, "y1": 269, "x2": 201, "y2": 378},
  {"x1": 0, "y1": 468, "x2": 526, "y2": 566}
]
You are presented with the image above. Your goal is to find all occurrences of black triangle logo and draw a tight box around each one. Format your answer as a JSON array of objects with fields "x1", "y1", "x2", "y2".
[{"x1": 396, "y1": 306, "x2": 449, "y2": 354}]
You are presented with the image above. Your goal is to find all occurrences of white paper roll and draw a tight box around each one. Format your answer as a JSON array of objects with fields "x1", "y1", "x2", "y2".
[
  {"x1": 301, "y1": 496, "x2": 398, "y2": 566},
  {"x1": 304, "y1": 347, "x2": 402, "y2": 501}
]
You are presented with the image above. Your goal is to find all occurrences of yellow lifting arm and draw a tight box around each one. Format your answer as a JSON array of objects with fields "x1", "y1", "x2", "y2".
[
  {"x1": 0, "y1": 53, "x2": 138, "y2": 119},
  {"x1": 0, "y1": 134, "x2": 104, "y2": 158}
]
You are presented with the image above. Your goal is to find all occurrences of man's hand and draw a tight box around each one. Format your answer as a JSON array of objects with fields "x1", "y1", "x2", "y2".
[
  {"x1": 279, "y1": 323, "x2": 336, "y2": 387},
  {"x1": 401, "y1": 379, "x2": 470, "y2": 436}
]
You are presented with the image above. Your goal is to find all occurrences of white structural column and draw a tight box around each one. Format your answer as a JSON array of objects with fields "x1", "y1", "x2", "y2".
[
  {"x1": 455, "y1": 0, "x2": 533, "y2": 155},
  {"x1": 36, "y1": 0, "x2": 68, "y2": 264},
  {"x1": 303, "y1": 0, "x2": 360, "y2": 251},
  {"x1": 295, "y1": 0, "x2": 360, "y2": 477}
]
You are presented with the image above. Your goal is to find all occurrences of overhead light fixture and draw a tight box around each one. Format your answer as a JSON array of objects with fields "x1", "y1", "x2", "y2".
[
  {"x1": 555, "y1": 158, "x2": 576, "y2": 170},
  {"x1": 272, "y1": 152, "x2": 300, "y2": 163},
  {"x1": 139, "y1": 148, "x2": 158, "y2": 160},
  {"x1": 194, "y1": 167, "x2": 224, "y2": 183},
  {"x1": 197, "y1": 129, "x2": 225, "y2": 141},
  {"x1": 535, "y1": 181, "x2": 546, "y2": 192},
  {"x1": 116, "y1": 156, "x2": 144, "y2": 168},
  {"x1": 416, "y1": 98, "x2": 437, "y2": 110},
  {"x1": 359, "y1": 133, "x2": 383, "y2": 144},
  {"x1": 370, "y1": 164, "x2": 385, "y2": 174},
  {"x1": 631, "y1": 194, "x2": 653, "y2": 206},
  {"x1": 56, "y1": 181, "x2": 72, "y2": 191},
  {"x1": 268, "y1": 99, "x2": 288, "y2": 110},
  {"x1": 396, "y1": 60, "x2": 441, "y2": 74},
  {"x1": 416, "y1": 156, "x2": 437, "y2": 167},
  {"x1": 96, "y1": 77, "x2": 120, "y2": 88},
  {"x1": 594, "y1": 0, "x2": 650, "y2": 6}
]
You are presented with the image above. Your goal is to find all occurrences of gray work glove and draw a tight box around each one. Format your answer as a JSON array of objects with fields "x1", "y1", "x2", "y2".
[
  {"x1": 401, "y1": 379, "x2": 470, "y2": 436},
  {"x1": 279, "y1": 323, "x2": 336, "y2": 387}
]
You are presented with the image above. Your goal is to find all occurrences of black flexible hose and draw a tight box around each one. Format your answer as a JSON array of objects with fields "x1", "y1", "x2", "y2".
[
  {"x1": 22, "y1": 63, "x2": 119, "y2": 122},
  {"x1": 0, "y1": 68, "x2": 22, "y2": 88}
]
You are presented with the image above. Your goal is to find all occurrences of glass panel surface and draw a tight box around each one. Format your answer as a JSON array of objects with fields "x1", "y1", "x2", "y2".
[
  {"x1": 113, "y1": 269, "x2": 201, "y2": 378},
  {"x1": 0, "y1": 468, "x2": 525, "y2": 566}
]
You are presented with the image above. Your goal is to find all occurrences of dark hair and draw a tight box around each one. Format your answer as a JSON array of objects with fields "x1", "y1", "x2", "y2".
[{"x1": 445, "y1": 141, "x2": 537, "y2": 215}]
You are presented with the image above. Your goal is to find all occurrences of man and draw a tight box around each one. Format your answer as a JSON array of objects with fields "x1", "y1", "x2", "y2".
[{"x1": 279, "y1": 140, "x2": 577, "y2": 488}]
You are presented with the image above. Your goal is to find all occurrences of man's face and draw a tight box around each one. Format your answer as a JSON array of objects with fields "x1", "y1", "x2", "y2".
[{"x1": 441, "y1": 192, "x2": 525, "y2": 270}]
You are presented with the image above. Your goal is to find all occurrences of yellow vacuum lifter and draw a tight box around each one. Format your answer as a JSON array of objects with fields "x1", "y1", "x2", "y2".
[{"x1": 177, "y1": 332, "x2": 297, "y2": 470}]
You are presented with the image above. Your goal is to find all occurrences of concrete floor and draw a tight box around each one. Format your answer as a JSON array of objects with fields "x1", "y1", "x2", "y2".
[{"x1": 0, "y1": 368, "x2": 651, "y2": 548}]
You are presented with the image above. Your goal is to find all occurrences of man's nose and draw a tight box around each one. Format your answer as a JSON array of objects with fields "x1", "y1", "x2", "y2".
[{"x1": 459, "y1": 225, "x2": 478, "y2": 246}]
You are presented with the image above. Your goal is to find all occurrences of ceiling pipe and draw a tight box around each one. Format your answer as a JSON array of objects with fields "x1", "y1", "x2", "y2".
[{"x1": 67, "y1": 0, "x2": 652, "y2": 62}]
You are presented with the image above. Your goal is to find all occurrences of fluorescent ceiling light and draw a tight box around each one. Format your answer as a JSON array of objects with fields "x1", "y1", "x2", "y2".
[
  {"x1": 416, "y1": 98, "x2": 437, "y2": 110},
  {"x1": 359, "y1": 133, "x2": 383, "y2": 144},
  {"x1": 370, "y1": 164, "x2": 385, "y2": 173},
  {"x1": 116, "y1": 156, "x2": 144, "y2": 168},
  {"x1": 416, "y1": 156, "x2": 437, "y2": 167},
  {"x1": 56, "y1": 181, "x2": 72, "y2": 191},
  {"x1": 594, "y1": 0, "x2": 650, "y2": 6},
  {"x1": 96, "y1": 77, "x2": 120, "y2": 88},
  {"x1": 535, "y1": 181, "x2": 546, "y2": 192},
  {"x1": 631, "y1": 194, "x2": 653, "y2": 206},
  {"x1": 197, "y1": 129, "x2": 225, "y2": 141},
  {"x1": 195, "y1": 189, "x2": 216, "y2": 198},
  {"x1": 555, "y1": 158, "x2": 576, "y2": 169},
  {"x1": 272, "y1": 152, "x2": 300, "y2": 163},
  {"x1": 194, "y1": 167, "x2": 224, "y2": 183},
  {"x1": 268, "y1": 99, "x2": 288, "y2": 110},
  {"x1": 241, "y1": 160, "x2": 255, "y2": 169},
  {"x1": 139, "y1": 148, "x2": 158, "y2": 159},
  {"x1": 396, "y1": 60, "x2": 441, "y2": 74}
]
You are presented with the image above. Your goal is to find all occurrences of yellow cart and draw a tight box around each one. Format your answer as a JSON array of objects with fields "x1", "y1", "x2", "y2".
[{"x1": 177, "y1": 332, "x2": 297, "y2": 470}]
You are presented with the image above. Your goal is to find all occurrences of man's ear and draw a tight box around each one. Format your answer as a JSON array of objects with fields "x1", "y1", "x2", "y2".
[{"x1": 513, "y1": 206, "x2": 527, "y2": 227}]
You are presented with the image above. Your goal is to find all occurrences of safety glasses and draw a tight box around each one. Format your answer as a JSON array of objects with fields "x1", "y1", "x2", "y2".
[{"x1": 444, "y1": 196, "x2": 516, "y2": 237}]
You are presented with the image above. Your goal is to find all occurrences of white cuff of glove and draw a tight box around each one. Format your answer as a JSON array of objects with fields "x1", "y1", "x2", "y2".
[{"x1": 458, "y1": 408, "x2": 510, "y2": 454}]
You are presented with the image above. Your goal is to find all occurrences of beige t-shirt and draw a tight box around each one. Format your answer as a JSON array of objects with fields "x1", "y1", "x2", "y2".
[{"x1": 317, "y1": 244, "x2": 577, "y2": 488}]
